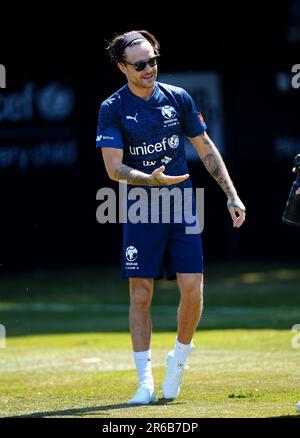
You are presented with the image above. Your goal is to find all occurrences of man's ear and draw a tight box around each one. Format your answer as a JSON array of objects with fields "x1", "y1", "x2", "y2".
[{"x1": 118, "y1": 62, "x2": 127, "y2": 75}]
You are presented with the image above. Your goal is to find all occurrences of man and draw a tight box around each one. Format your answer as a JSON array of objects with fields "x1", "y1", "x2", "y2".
[{"x1": 96, "y1": 30, "x2": 246, "y2": 404}]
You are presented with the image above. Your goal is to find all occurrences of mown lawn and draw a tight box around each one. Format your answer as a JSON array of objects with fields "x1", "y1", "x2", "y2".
[
  {"x1": 0, "y1": 331, "x2": 299, "y2": 418},
  {"x1": 0, "y1": 262, "x2": 299, "y2": 417}
]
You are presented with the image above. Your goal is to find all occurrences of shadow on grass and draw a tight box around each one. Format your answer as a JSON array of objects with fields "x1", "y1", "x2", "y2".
[{"x1": 10, "y1": 399, "x2": 182, "y2": 418}]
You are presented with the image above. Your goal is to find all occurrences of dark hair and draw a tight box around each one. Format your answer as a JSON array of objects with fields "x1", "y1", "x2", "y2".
[{"x1": 106, "y1": 30, "x2": 160, "y2": 64}]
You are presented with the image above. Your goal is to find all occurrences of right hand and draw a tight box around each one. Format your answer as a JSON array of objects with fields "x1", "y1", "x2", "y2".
[{"x1": 150, "y1": 165, "x2": 190, "y2": 186}]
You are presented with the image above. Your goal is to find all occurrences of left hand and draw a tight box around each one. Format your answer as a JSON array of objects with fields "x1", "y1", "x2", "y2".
[{"x1": 227, "y1": 197, "x2": 246, "y2": 228}]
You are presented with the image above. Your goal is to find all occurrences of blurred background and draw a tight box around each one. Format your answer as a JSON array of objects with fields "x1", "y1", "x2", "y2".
[
  {"x1": 1, "y1": 4, "x2": 300, "y2": 418},
  {"x1": 1, "y1": 2, "x2": 300, "y2": 274},
  {"x1": 0, "y1": 2, "x2": 299, "y2": 308}
]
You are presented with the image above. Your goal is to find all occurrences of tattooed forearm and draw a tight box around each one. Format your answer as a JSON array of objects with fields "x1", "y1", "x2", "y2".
[
  {"x1": 203, "y1": 154, "x2": 235, "y2": 197},
  {"x1": 216, "y1": 175, "x2": 235, "y2": 199},
  {"x1": 202, "y1": 153, "x2": 222, "y2": 179},
  {"x1": 200, "y1": 132, "x2": 213, "y2": 147},
  {"x1": 200, "y1": 137, "x2": 237, "y2": 199},
  {"x1": 190, "y1": 133, "x2": 246, "y2": 221},
  {"x1": 114, "y1": 164, "x2": 152, "y2": 185},
  {"x1": 113, "y1": 164, "x2": 183, "y2": 187}
]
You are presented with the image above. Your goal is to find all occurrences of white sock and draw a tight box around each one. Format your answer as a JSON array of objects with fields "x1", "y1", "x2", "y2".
[
  {"x1": 133, "y1": 350, "x2": 154, "y2": 388},
  {"x1": 173, "y1": 338, "x2": 194, "y2": 363}
]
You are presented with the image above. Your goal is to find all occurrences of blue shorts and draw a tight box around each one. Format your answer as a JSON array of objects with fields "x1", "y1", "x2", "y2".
[{"x1": 121, "y1": 222, "x2": 203, "y2": 280}]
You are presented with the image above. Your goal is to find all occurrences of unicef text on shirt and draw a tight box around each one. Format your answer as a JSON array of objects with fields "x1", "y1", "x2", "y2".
[{"x1": 128, "y1": 136, "x2": 179, "y2": 156}]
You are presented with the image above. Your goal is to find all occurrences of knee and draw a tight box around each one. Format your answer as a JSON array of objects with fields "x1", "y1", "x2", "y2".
[
  {"x1": 180, "y1": 274, "x2": 203, "y2": 295},
  {"x1": 129, "y1": 279, "x2": 153, "y2": 308},
  {"x1": 179, "y1": 274, "x2": 203, "y2": 299}
]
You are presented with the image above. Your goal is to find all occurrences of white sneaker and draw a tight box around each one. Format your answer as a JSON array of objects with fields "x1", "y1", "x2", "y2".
[
  {"x1": 296, "y1": 401, "x2": 300, "y2": 412},
  {"x1": 128, "y1": 383, "x2": 157, "y2": 405},
  {"x1": 163, "y1": 350, "x2": 188, "y2": 399}
]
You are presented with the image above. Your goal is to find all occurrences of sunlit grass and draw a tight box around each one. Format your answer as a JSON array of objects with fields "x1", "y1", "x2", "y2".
[
  {"x1": 1, "y1": 261, "x2": 300, "y2": 417},
  {"x1": 0, "y1": 330, "x2": 299, "y2": 418}
]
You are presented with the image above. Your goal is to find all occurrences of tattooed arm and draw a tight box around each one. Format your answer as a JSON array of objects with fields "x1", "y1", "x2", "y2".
[
  {"x1": 101, "y1": 147, "x2": 189, "y2": 186},
  {"x1": 189, "y1": 132, "x2": 246, "y2": 228}
]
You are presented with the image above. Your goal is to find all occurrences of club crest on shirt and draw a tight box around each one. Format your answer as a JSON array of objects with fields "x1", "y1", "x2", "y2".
[
  {"x1": 161, "y1": 105, "x2": 179, "y2": 128},
  {"x1": 161, "y1": 105, "x2": 176, "y2": 119}
]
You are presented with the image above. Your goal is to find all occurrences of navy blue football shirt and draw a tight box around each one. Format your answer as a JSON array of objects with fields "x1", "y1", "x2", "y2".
[{"x1": 96, "y1": 81, "x2": 207, "y2": 182}]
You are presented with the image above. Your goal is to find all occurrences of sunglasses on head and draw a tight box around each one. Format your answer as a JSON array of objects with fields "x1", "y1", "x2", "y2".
[{"x1": 124, "y1": 55, "x2": 160, "y2": 72}]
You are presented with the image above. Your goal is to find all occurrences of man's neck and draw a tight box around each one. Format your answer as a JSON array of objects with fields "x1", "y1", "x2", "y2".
[{"x1": 128, "y1": 83, "x2": 155, "y2": 101}]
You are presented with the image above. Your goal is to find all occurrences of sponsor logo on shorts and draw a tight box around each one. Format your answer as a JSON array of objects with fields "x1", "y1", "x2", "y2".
[{"x1": 126, "y1": 246, "x2": 138, "y2": 262}]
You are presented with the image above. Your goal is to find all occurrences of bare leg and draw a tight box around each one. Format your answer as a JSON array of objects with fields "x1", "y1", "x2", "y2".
[
  {"x1": 127, "y1": 278, "x2": 157, "y2": 404},
  {"x1": 176, "y1": 273, "x2": 203, "y2": 344},
  {"x1": 129, "y1": 278, "x2": 154, "y2": 352},
  {"x1": 162, "y1": 273, "x2": 203, "y2": 399}
]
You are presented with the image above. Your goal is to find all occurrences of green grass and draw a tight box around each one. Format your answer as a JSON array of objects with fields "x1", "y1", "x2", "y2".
[
  {"x1": 0, "y1": 261, "x2": 300, "y2": 417},
  {"x1": 0, "y1": 331, "x2": 299, "y2": 418},
  {"x1": 1, "y1": 304, "x2": 300, "y2": 337}
]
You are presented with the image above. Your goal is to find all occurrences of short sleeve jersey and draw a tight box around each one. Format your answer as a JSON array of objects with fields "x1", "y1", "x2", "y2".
[{"x1": 96, "y1": 82, "x2": 207, "y2": 187}]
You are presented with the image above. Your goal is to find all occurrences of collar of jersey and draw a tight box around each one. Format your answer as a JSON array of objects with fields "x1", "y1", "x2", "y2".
[{"x1": 125, "y1": 82, "x2": 159, "y2": 105}]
